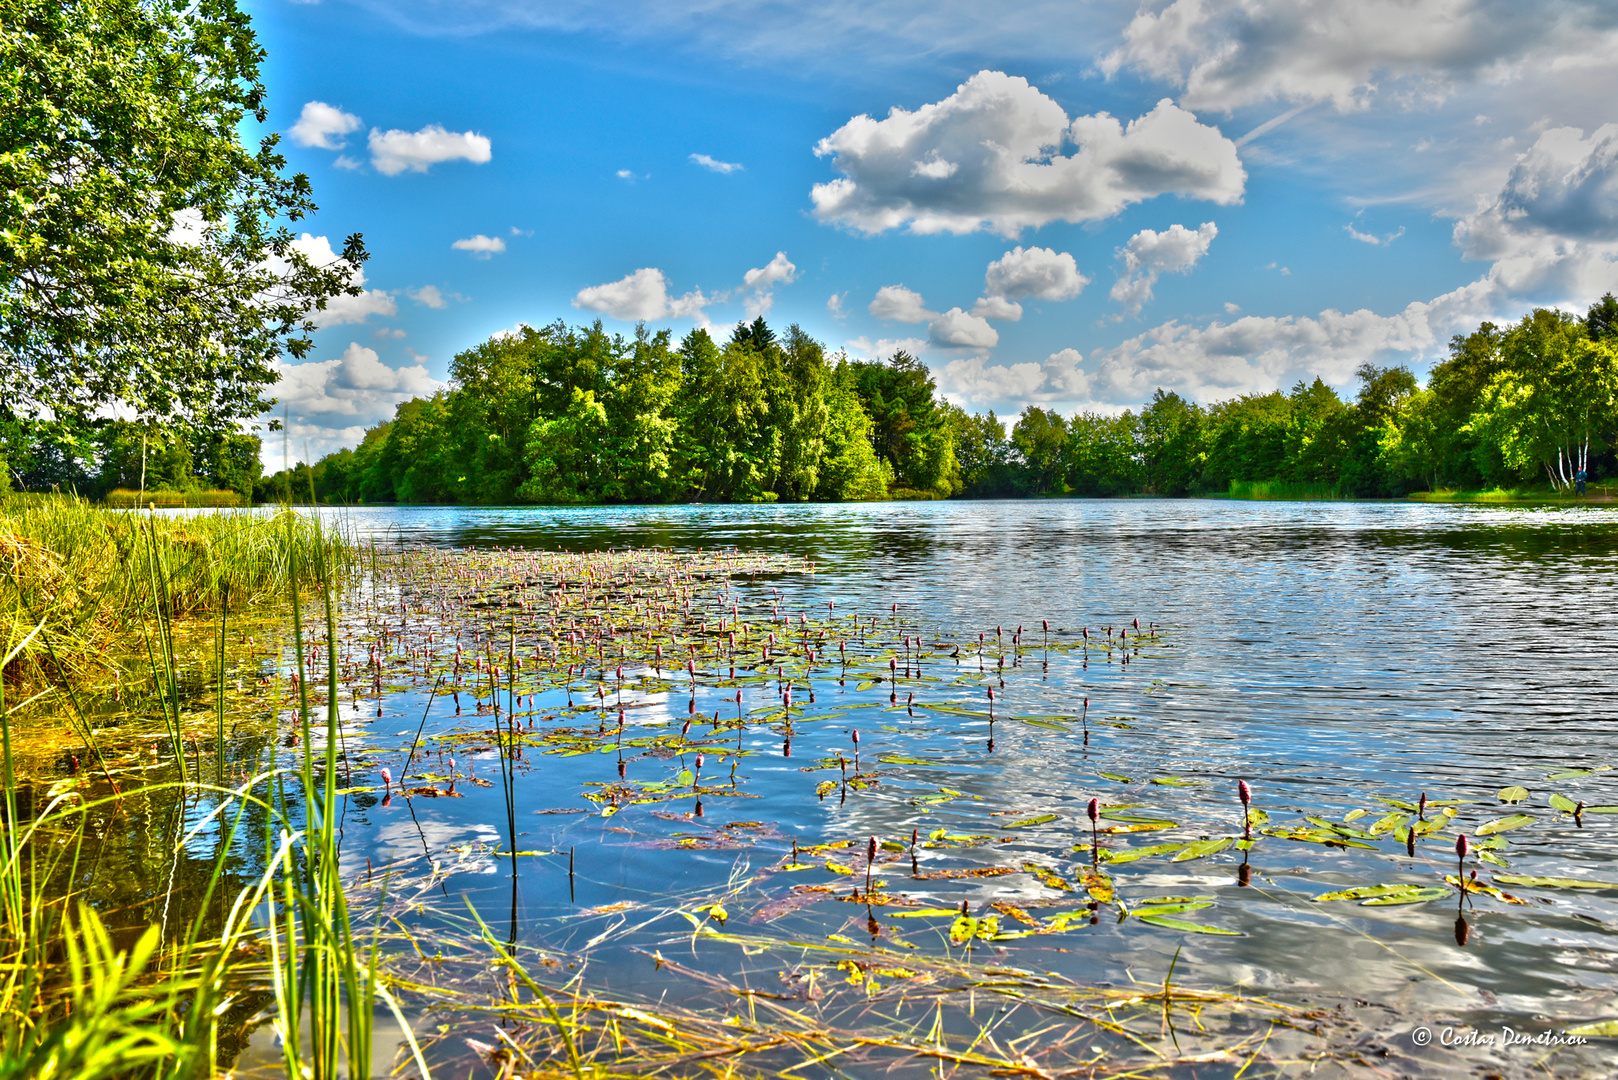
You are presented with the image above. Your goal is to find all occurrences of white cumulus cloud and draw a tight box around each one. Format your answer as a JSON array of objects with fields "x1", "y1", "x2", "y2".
[
  {"x1": 981, "y1": 246, "x2": 1089, "y2": 313},
  {"x1": 691, "y1": 153, "x2": 743, "y2": 173},
  {"x1": 741, "y1": 251, "x2": 797, "y2": 318},
  {"x1": 264, "y1": 344, "x2": 445, "y2": 462},
  {"x1": 1452, "y1": 123, "x2": 1618, "y2": 303},
  {"x1": 1110, "y1": 222, "x2": 1218, "y2": 316},
  {"x1": 369, "y1": 124, "x2": 492, "y2": 175},
  {"x1": 452, "y1": 235, "x2": 506, "y2": 258},
  {"x1": 287, "y1": 233, "x2": 396, "y2": 326},
  {"x1": 1100, "y1": 0, "x2": 1618, "y2": 114},
  {"x1": 928, "y1": 308, "x2": 998, "y2": 349},
  {"x1": 289, "y1": 101, "x2": 362, "y2": 150},
  {"x1": 869, "y1": 284, "x2": 935, "y2": 323},
  {"x1": 971, "y1": 295, "x2": 1024, "y2": 321},
  {"x1": 811, "y1": 70, "x2": 1245, "y2": 237},
  {"x1": 407, "y1": 285, "x2": 447, "y2": 308},
  {"x1": 573, "y1": 267, "x2": 709, "y2": 322}
]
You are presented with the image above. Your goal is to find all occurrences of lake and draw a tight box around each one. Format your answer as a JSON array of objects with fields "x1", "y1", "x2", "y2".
[{"x1": 62, "y1": 499, "x2": 1618, "y2": 1076}]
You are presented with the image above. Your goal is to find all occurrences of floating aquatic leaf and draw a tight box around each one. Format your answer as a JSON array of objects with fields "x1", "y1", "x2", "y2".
[
  {"x1": 1314, "y1": 883, "x2": 1427, "y2": 902},
  {"x1": 674, "y1": 769, "x2": 694, "y2": 785},
  {"x1": 1130, "y1": 898, "x2": 1213, "y2": 917},
  {"x1": 888, "y1": 908, "x2": 962, "y2": 918},
  {"x1": 1498, "y1": 786, "x2": 1529, "y2": 804},
  {"x1": 947, "y1": 916, "x2": 979, "y2": 945},
  {"x1": 1361, "y1": 887, "x2": 1450, "y2": 906},
  {"x1": 1550, "y1": 794, "x2": 1579, "y2": 813},
  {"x1": 990, "y1": 901, "x2": 1041, "y2": 926},
  {"x1": 1081, "y1": 868, "x2": 1114, "y2": 903},
  {"x1": 1151, "y1": 776, "x2": 1199, "y2": 786},
  {"x1": 1097, "y1": 772, "x2": 1133, "y2": 783},
  {"x1": 1477, "y1": 850, "x2": 1510, "y2": 868},
  {"x1": 814, "y1": 780, "x2": 837, "y2": 798},
  {"x1": 1367, "y1": 812, "x2": 1408, "y2": 836},
  {"x1": 1476, "y1": 813, "x2": 1534, "y2": 835},
  {"x1": 1304, "y1": 817, "x2": 1375, "y2": 840},
  {"x1": 1262, "y1": 826, "x2": 1376, "y2": 849},
  {"x1": 1172, "y1": 838, "x2": 1233, "y2": 862},
  {"x1": 1098, "y1": 821, "x2": 1176, "y2": 835},
  {"x1": 1493, "y1": 874, "x2": 1618, "y2": 891},
  {"x1": 1444, "y1": 876, "x2": 1528, "y2": 904},
  {"x1": 1567, "y1": 1020, "x2": 1618, "y2": 1036},
  {"x1": 1102, "y1": 843, "x2": 1184, "y2": 864},
  {"x1": 1003, "y1": 813, "x2": 1057, "y2": 828},
  {"x1": 1021, "y1": 862, "x2": 1073, "y2": 891},
  {"x1": 1547, "y1": 767, "x2": 1612, "y2": 780},
  {"x1": 1136, "y1": 915, "x2": 1241, "y2": 935},
  {"x1": 1343, "y1": 809, "x2": 1368, "y2": 822},
  {"x1": 1583, "y1": 806, "x2": 1618, "y2": 814},
  {"x1": 824, "y1": 861, "x2": 856, "y2": 875},
  {"x1": 878, "y1": 755, "x2": 934, "y2": 766}
]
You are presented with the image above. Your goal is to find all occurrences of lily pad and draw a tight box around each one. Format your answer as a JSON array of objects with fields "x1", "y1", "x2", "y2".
[
  {"x1": 1003, "y1": 813, "x2": 1058, "y2": 828},
  {"x1": 1101, "y1": 843, "x2": 1183, "y2": 864},
  {"x1": 1498, "y1": 786, "x2": 1529, "y2": 804},
  {"x1": 1549, "y1": 794, "x2": 1579, "y2": 813}
]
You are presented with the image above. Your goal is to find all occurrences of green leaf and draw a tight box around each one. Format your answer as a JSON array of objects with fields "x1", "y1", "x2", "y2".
[
  {"x1": 675, "y1": 769, "x2": 694, "y2": 785},
  {"x1": 1497, "y1": 786, "x2": 1529, "y2": 804},
  {"x1": 948, "y1": 916, "x2": 979, "y2": 945},
  {"x1": 1171, "y1": 838, "x2": 1233, "y2": 862},
  {"x1": 1136, "y1": 915, "x2": 1242, "y2": 935},
  {"x1": 1130, "y1": 900, "x2": 1214, "y2": 917},
  {"x1": 1476, "y1": 813, "x2": 1534, "y2": 835},
  {"x1": 1097, "y1": 771, "x2": 1133, "y2": 783},
  {"x1": 1101, "y1": 843, "x2": 1183, "y2": 864},
  {"x1": 1549, "y1": 794, "x2": 1579, "y2": 813},
  {"x1": 1315, "y1": 883, "x2": 1426, "y2": 902},
  {"x1": 1566, "y1": 1020, "x2": 1618, "y2": 1036},
  {"x1": 1547, "y1": 766, "x2": 1611, "y2": 780},
  {"x1": 1362, "y1": 887, "x2": 1450, "y2": 906},
  {"x1": 1492, "y1": 874, "x2": 1618, "y2": 890},
  {"x1": 1003, "y1": 813, "x2": 1057, "y2": 828},
  {"x1": 1151, "y1": 776, "x2": 1199, "y2": 786},
  {"x1": 889, "y1": 908, "x2": 964, "y2": 918},
  {"x1": 1477, "y1": 850, "x2": 1510, "y2": 868}
]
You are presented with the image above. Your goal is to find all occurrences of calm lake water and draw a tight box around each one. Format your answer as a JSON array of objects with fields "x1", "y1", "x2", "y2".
[{"x1": 150, "y1": 500, "x2": 1618, "y2": 1073}]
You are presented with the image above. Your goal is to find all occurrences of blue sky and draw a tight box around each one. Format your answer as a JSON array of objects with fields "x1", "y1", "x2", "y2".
[{"x1": 252, "y1": 0, "x2": 1618, "y2": 463}]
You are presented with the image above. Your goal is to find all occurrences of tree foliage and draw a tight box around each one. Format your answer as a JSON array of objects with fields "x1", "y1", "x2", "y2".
[{"x1": 0, "y1": 0, "x2": 362, "y2": 466}]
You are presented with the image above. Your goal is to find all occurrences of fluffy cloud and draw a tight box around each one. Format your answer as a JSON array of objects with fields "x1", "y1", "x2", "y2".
[
  {"x1": 289, "y1": 101, "x2": 362, "y2": 150},
  {"x1": 1452, "y1": 123, "x2": 1618, "y2": 302},
  {"x1": 369, "y1": 124, "x2": 492, "y2": 175},
  {"x1": 867, "y1": 285, "x2": 997, "y2": 349},
  {"x1": 844, "y1": 335, "x2": 930, "y2": 362},
  {"x1": 741, "y1": 251, "x2": 797, "y2": 318},
  {"x1": 287, "y1": 234, "x2": 396, "y2": 326},
  {"x1": 811, "y1": 71, "x2": 1245, "y2": 237},
  {"x1": 971, "y1": 295, "x2": 1024, "y2": 321},
  {"x1": 452, "y1": 234, "x2": 506, "y2": 258},
  {"x1": 1110, "y1": 222, "x2": 1218, "y2": 315},
  {"x1": 935, "y1": 348, "x2": 1093, "y2": 406},
  {"x1": 573, "y1": 267, "x2": 709, "y2": 322},
  {"x1": 981, "y1": 246, "x2": 1089, "y2": 316},
  {"x1": 265, "y1": 344, "x2": 444, "y2": 462},
  {"x1": 690, "y1": 153, "x2": 743, "y2": 173},
  {"x1": 927, "y1": 308, "x2": 998, "y2": 348},
  {"x1": 407, "y1": 285, "x2": 446, "y2": 308},
  {"x1": 1100, "y1": 0, "x2": 1618, "y2": 113},
  {"x1": 868, "y1": 284, "x2": 934, "y2": 323}
]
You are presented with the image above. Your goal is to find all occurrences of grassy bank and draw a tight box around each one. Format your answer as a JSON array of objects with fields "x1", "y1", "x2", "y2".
[
  {"x1": 1223, "y1": 479, "x2": 1345, "y2": 501},
  {"x1": 104, "y1": 488, "x2": 247, "y2": 509},
  {"x1": 0, "y1": 496, "x2": 351, "y2": 688}
]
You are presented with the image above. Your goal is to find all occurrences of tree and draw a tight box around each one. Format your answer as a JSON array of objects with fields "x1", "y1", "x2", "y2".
[
  {"x1": 1138, "y1": 390, "x2": 1204, "y2": 495},
  {"x1": 0, "y1": 0, "x2": 364, "y2": 456},
  {"x1": 1010, "y1": 407, "x2": 1067, "y2": 495},
  {"x1": 1588, "y1": 292, "x2": 1618, "y2": 342}
]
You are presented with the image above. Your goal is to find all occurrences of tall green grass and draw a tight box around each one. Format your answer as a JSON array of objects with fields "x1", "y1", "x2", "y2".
[
  {"x1": 0, "y1": 496, "x2": 351, "y2": 688},
  {"x1": 1225, "y1": 479, "x2": 1344, "y2": 501},
  {"x1": 0, "y1": 507, "x2": 426, "y2": 1080}
]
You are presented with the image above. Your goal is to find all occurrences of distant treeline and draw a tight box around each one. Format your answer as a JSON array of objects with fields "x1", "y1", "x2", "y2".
[
  {"x1": 7, "y1": 296, "x2": 1616, "y2": 503},
  {"x1": 279, "y1": 295, "x2": 1618, "y2": 504}
]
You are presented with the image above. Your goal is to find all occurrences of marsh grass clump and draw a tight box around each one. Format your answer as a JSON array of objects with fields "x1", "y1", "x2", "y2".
[{"x1": 0, "y1": 496, "x2": 351, "y2": 687}]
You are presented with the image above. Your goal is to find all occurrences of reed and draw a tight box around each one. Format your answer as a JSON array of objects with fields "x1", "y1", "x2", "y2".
[{"x1": 0, "y1": 495, "x2": 352, "y2": 688}]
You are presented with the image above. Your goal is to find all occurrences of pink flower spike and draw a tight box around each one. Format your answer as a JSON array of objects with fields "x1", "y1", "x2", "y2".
[
  {"x1": 380, "y1": 767, "x2": 392, "y2": 790},
  {"x1": 1455, "y1": 834, "x2": 1469, "y2": 859},
  {"x1": 1087, "y1": 797, "x2": 1099, "y2": 823},
  {"x1": 1239, "y1": 780, "x2": 1251, "y2": 807}
]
